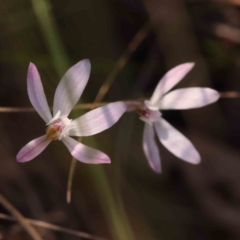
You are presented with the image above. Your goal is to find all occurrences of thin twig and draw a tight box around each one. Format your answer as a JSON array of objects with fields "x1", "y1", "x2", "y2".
[
  {"x1": 214, "y1": 0, "x2": 240, "y2": 5},
  {"x1": 0, "y1": 212, "x2": 107, "y2": 240},
  {"x1": 0, "y1": 102, "x2": 108, "y2": 113},
  {"x1": 0, "y1": 194, "x2": 43, "y2": 240},
  {"x1": 0, "y1": 106, "x2": 35, "y2": 112},
  {"x1": 220, "y1": 91, "x2": 240, "y2": 98},
  {"x1": 0, "y1": 91, "x2": 238, "y2": 115},
  {"x1": 94, "y1": 23, "x2": 150, "y2": 103},
  {"x1": 0, "y1": 101, "x2": 142, "y2": 113},
  {"x1": 213, "y1": 23, "x2": 240, "y2": 43}
]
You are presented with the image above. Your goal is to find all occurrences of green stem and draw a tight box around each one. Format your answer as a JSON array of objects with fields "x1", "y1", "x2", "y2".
[
  {"x1": 90, "y1": 166, "x2": 135, "y2": 240},
  {"x1": 31, "y1": 0, "x2": 69, "y2": 75}
]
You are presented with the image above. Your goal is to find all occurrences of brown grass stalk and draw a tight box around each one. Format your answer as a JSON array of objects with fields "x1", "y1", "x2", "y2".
[
  {"x1": 0, "y1": 194, "x2": 43, "y2": 240},
  {"x1": 0, "y1": 212, "x2": 107, "y2": 240}
]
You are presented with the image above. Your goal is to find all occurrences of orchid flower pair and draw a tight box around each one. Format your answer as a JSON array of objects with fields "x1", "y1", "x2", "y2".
[
  {"x1": 17, "y1": 60, "x2": 219, "y2": 173},
  {"x1": 135, "y1": 63, "x2": 220, "y2": 173},
  {"x1": 17, "y1": 59, "x2": 127, "y2": 164}
]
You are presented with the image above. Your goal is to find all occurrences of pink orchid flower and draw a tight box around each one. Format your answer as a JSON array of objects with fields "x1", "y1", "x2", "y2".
[
  {"x1": 17, "y1": 59, "x2": 126, "y2": 164},
  {"x1": 136, "y1": 63, "x2": 219, "y2": 173}
]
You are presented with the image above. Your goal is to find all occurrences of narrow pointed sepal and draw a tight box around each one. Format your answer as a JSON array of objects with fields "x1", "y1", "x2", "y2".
[
  {"x1": 62, "y1": 136, "x2": 110, "y2": 164},
  {"x1": 16, "y1": 135, "x2": 52, "y2": 163},
  {"x1": 143, "y1": 123, "x2": 161, "y2": 173},
  {"x1": 53, "y1": 59, "x2": 91, "y2": 116},
  {"x1": 150, "y1": 63, "x2": 195, "y2": 107},
  {"x1": 154, "y1": 119, "x2": 201, "y2": 164},
  {"x1": 27, "y1": 63, "x2": 52, "y2": 123},
  {"x1": 160, "y1": 87, "x2": 220, "y2": 110}
]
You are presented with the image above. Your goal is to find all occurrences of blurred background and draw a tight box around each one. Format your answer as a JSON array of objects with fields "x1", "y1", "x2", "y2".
[{"x1": 0, "y1": 0, "x2": 240, "y2": 239}]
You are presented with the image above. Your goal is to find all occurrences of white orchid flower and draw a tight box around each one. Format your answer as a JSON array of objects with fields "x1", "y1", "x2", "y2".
[
  {"x1": 17, "y1": 59, "x2": 127, "y2": 164},
  {"x1": 136, "y1": 63, "x2": 219, "y2": 173}
]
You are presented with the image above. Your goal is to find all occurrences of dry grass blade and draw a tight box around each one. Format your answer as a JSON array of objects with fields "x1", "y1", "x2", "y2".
[
  {"x1": 66, "y1": 159, "x2": 77, "y2": 204},
  {"x1": 94, "y1": 23, "x2": 150, "y2": 103},
  {"x1": 66, "y1": 137, "x2": 81, "y2": 204},
  {"x1": 0, "y1": 194, "x2": 43, "y2": 240},
  {"x1": 0, "y1": 213, "x2": 108, "y2": 240}
]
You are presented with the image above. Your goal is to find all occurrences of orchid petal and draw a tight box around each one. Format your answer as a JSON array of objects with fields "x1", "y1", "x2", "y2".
[
  {"x1": 47, "y1": 110, "x2": 61, "y2": 125},
  {"x1": 68, "y1": 102, "x2": 127, "y2": 137},
  {"x1": 16, "y1": 135, "x2": 52, "y2": 163},
  {"x1": 160, "y1": 88, "x2": 220, "y2": 110},
  {"x1": 62, "y1": 136, "x2": 110, "y2": 164},
  {"x1": 53, "y1": 59, "x2": 91, "y2": 116},
  {"x1": 27, "y1": 63, "x2": 52, "y2": 123},
  {"x1": 150, "y1": 63, "x2": 194, "y2": 107},
  {"x1": 143, "y1": 123, "x2": 161, "y2": 173},
  {"x1": 154, "y1": 119, "x2": 200, "y2": 164}
]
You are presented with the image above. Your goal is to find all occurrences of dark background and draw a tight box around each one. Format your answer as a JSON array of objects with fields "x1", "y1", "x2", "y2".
[{"x1": 1, "y1": 0, "x2": 240, "y2": 239}]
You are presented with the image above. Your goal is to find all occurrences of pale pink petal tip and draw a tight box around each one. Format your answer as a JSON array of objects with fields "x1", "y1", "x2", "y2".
[
  {"x1": 186, "y1": 62, "x2": 195, "y2": 68},
  {"x1": 153, "y1": 165, "x2": 161, "y2": 173},
  {"x1": 99, "y1": 157, "x2": 111, "y2": 164},
  {"x1": 180, "y1": 62, "x2": 195, "y2": 72},
  {"x1": 83, "y1": 58, "x2": 90, "y2": 64},
  {"x1": 214, "y1": 90, "x2": 220, "y2": 101},
  {"x1": 28, "y1": 63, "x2": 38, "y2": 77},
  {"x1": 193, "y1": 156, "x2": 201, "y2": 165},
  {"x1": 29, "y1": 62, "x2": 34, "y2": 68},
  {"x1": 149, "y1": 159, "x2": 161, "y2": 173}
]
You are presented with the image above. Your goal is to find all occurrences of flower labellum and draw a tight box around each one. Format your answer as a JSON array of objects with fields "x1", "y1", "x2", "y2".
[
  {"x1": 17, "y1": 60, "x2": 127, "y2": 164},
  {"x1": 135, "y1": 62, "x2": 220, "y2": 173}
]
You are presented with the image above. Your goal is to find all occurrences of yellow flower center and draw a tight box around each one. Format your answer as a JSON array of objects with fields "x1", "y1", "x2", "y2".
[{"x1": 46, "y1": 125, "x2": 61, "y2": 140}]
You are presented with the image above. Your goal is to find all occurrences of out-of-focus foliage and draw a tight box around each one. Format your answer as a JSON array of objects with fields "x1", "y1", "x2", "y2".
[{"x1": 1, "y1": 0, "x2": 240, "y2": 239}]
